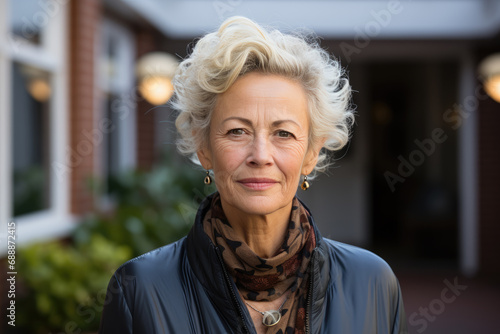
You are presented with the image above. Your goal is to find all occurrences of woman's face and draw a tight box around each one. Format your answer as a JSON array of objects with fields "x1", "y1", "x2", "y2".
[{"x1": 198, "y1": 72, "x2": 321, "y2": 218}]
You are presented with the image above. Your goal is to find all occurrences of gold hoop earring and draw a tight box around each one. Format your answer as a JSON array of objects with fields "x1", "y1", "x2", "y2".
[
  {"x1": 301, "y1": 175, "x2": 310, "y2": 191},
  {"x1": 204, "y1": 170, "x2": 212, "y2": 185}
]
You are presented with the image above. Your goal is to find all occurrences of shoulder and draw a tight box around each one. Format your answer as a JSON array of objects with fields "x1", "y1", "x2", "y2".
[
  {"x1": 315, "y1": 240, "x2": 407, "y2": 332},
  {"x1": 106, "y1": 238, "x2": 188, "y2": 314},
  {"x1": 112, "y1": 237, "x2": 187, "y2": 286},
  {"x1": 322, "y1": 238, "x2": 399, "y2": 287}
]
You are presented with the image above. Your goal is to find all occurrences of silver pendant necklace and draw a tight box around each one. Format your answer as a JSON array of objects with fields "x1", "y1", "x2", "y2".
[{"x1": 245, "y1": 295, "x2": 289, "y2": 327}]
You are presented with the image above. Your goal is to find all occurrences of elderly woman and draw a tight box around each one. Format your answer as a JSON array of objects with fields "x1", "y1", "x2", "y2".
[{"x1": 99, "y1": 16, "x2": 407, "y2": 334}]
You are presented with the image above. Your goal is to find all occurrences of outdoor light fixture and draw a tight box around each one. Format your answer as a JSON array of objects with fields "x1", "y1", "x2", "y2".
[
  {"x1": 21, "y1": 64, "x2": 51, "y2": 102},
  {"x1": 136, "y1": 52, "x2": 178, "y2": 105},
  {"x1": 27, "y1": 78, "x2": 51, "y2": 102},
  {"x1": 478, "y1": 53, "x2": 500, "y2": 103}
]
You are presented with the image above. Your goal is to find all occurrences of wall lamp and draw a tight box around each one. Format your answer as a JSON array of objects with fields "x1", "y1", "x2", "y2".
[
  {"x1": 479, "y1": 53, "x2": 500, "y2": 103},
  {"x1": 21, "y1": 64, "x2": 51, "y2": 103},
  {"x1": 136, "y1": 52, "x2": 178, "y2": 106}
]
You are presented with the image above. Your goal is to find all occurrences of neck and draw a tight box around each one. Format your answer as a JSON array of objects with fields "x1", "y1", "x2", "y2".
[{"x1": 220, "y1": 199, "x2": 292, "y2": 258}]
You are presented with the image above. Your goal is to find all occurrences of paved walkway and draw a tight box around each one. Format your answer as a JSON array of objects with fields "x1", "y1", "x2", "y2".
[{"x1": 396, "y1": 268, "x2": 500, "y2": 334}]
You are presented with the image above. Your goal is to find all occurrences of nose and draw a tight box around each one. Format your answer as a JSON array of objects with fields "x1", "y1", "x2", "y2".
[{"x1": 247, "y1": 134, "x2": 273, "y2": 167}]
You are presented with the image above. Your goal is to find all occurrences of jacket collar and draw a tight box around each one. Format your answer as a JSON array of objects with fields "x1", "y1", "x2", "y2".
[
  {"x1": 186, "y1": 194, "x2": 250, "y2": 332},
  {"x1": 297, "y1": 196, "x2": 331, "y2": 332},
  {"x1": 186, "y1": 193, "x2": 330, "y2": 333}
]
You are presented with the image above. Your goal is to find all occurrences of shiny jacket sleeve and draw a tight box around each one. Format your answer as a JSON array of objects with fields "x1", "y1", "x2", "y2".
[
  {"x1": 99, "y1": 266, "x2": 134, "y2": 334},
  {"x1": 391, "y1": 277, "x2": 407, "y2": 334},
  {"x1": 322, "y1": 240, "x2": 408, "y2": 334}
]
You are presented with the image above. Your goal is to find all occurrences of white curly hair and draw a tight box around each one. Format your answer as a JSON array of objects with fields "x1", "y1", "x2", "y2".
[{"x1": 172, "y1": 16, "x2": 354, "y2": 176}]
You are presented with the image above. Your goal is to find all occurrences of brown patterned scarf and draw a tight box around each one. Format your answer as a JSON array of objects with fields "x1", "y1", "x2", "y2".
[{"x1": 203, "y1": 193, "x2": 316, "y2": 334}]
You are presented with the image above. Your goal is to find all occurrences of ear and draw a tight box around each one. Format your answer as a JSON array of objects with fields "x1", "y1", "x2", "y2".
[
  {"x1": 197, "y1": 143, "x2": 213, "y2": 170},
  {"x1": 301, "y1": 137, "x2": 326, "y2": 175}
]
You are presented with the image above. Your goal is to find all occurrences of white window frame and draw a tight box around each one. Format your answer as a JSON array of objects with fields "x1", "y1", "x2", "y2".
[
  {"x1": 96, "y1": 18, "x2": 137, "y2": 199},
  {"x1": 0, "y1": 0, "x2": 74, "y2": 255}
]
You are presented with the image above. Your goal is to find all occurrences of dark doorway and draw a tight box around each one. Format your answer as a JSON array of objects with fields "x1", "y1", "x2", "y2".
[{"x1": 368, "y1": 62, "x2": 459, "y2": 266}]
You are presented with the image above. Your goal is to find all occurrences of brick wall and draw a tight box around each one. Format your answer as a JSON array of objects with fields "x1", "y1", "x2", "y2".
[
  {"x1": 136, "y1": 29, "x2": 157, "y2": 170},
  {"x1": 69, "y1": 0, "x2": 101, "y2": 214}
]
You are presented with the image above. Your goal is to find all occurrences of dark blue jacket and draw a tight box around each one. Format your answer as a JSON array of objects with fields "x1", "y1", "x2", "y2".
[{"x1": 99, "y1": 195, "x2": 407, "y2": 333}]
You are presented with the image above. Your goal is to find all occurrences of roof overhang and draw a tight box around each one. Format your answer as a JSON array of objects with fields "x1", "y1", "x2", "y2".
[{"x1": 117, "y1": 0, "x2": 500, "y2": 40}]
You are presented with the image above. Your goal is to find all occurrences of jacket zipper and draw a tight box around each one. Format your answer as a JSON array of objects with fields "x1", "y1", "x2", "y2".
[
  {"x1": 305, "y1": 249, "x2": 316, "y2": 334},
  {"x1": 215, "y1": 246, "x2": 251, "y2": 334}
]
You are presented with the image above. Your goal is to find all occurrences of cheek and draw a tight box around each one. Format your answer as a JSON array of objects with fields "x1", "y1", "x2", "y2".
[
  {"x1": 211, "y1": 149, "x2": 244, "y2": 194},
  {"x1": 212, "y1": 144, "x2": 247, "y2": 175},
  {"x1": 275, "y1": 142, "x2": 308, "y2": 169}
]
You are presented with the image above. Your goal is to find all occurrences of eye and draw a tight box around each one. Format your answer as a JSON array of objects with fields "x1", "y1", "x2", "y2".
[
  {"x1": 277, "y1": 130, "x2": 293, "y2": 138},
  {"x1": 228, "y1": 128, "x2": 245, "y2": 136}
]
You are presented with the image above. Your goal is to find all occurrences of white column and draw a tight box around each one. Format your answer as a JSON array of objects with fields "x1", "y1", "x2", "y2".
[{"x1": 458, "y1": 54, "x2": 479, "y2": 276}]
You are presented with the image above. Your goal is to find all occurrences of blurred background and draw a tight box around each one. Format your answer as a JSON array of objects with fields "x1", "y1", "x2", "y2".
[{"x1": 1, "y1": 0, "x2": 499, "y2": 333}]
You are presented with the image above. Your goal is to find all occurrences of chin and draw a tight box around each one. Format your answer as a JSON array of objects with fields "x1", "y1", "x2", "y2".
[{"x1": 233, "y1": 194, "x2": 290, "y2": 216}]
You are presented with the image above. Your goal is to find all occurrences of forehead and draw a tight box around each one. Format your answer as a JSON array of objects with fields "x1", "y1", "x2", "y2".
[{"x1": 213, "y1": 72, "x2": 309, "y2": 122}]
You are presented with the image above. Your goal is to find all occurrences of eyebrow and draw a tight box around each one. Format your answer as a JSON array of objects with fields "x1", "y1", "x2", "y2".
[{"x1": 222, "y1": 117, "x2": 302, "y2": 129}]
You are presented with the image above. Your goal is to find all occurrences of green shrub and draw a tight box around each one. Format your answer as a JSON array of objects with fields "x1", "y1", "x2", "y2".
[
  {"x1": 14, "y1": 158, "x2": 215, "y2": 333},
  {"x1": 74, "y1": 157, "x2": 215, "y2": 257},
  {"x1": 16, "y1": 235, "x2": 131, "y2": 333}
]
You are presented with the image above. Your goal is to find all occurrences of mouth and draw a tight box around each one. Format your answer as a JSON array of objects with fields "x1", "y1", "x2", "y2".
[{"x1": 237, "y1": 178, "x2": 278, "y2": 190}]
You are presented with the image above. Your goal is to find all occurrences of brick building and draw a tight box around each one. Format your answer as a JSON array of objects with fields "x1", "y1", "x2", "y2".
[
  {"x1": 0, "y1": 0, "x2": 171, "y2": 248},
  {"x1": 0, "y1": 0, "x2": 499, "y2": 279}
]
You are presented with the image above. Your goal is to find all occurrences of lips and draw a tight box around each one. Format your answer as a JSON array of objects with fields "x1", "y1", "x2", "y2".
[{"x1": 237, "y1": 178, "x2": 278, "y2": 190}]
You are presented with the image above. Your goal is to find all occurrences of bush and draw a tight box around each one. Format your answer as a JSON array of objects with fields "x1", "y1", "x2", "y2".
[
  {"x1": 13, "y1": 158, "x2": 215, "y2": 333},
  {"x1": 74, "y1": 157, "x2": 215, "y2": 257},
  {"x1": 16, "y1": 235, "x2": 131, "y2": 333}
]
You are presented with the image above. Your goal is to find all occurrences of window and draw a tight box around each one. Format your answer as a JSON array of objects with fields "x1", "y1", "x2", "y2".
[
  {"x1": 98, "y1": 19, "x2": 137, "y2": 200},
  {"x1": 11, "y1": 63, "x2": 52, "y2": 216},
  {"x1": 9, "y1": 0, "x2": 51, "y2": 46},
  {"x1": 0, "y1": 0, "x2": 72, "y2": 252}
]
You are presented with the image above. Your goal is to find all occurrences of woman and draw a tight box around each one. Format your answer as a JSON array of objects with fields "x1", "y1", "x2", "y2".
[{"x1": 99, "y1": 16, "x2": 407, "y2": 334}]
